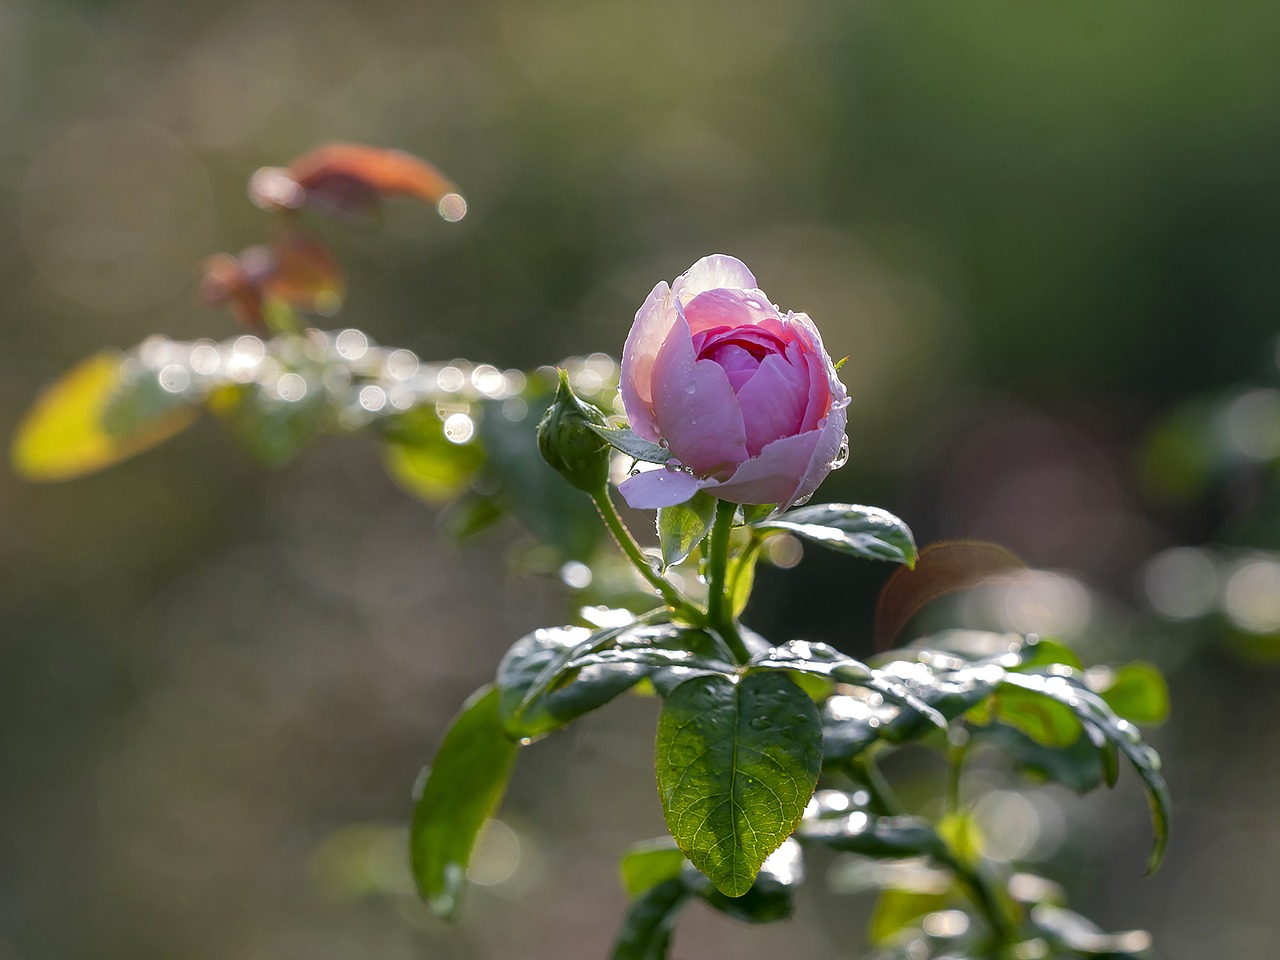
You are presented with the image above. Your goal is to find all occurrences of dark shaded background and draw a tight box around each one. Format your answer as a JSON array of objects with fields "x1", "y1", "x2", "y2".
[{"x1": 3, "y1": 2, "x2": 1279, "y2": 958}]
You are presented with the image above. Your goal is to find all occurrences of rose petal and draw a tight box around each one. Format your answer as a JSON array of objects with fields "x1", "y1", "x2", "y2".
[
  {"x1": 709, "y1": 343, "x2": 761, "y2": 391},
  {"x1": 651, "y1": 309, "x2": 749, "y2": 477},
  {"x1": 733, "y1": 352, "x2": 809, "y2": 456},
  {"x1": 671, "y1": 254, "x2": 757, "y2": 303},
  {"x1": 617, "y1": 468, "x2": 703, "y2": 509},
  {"x1": 703, "y1": 396, "x2": 849, "y2": 509},
  {"x1": 683, "y1": 288, "x2": 781, "y2": 338},
  {"x1": 620, "y1": 281, "x2": 675, "y2": 442},
  {"x1": 787, "y1": 395, "x2": 851, "y2": 509}
]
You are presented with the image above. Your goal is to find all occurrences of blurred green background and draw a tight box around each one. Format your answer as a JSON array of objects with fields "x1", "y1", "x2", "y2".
[{"x1": 3, "y1": 2, "x2": 1279, "y2": 958}]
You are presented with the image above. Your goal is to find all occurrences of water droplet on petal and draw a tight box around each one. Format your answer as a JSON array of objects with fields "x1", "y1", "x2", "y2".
[
  {"x1": 792, "y1": 492, "x2": 813, "y2": 507},
  {"x1": 831, "y1": 435, "x2": 850, "y2": 469},
  {"x1": 685, "y1": 383, "x2": 697, "y2": 395}
]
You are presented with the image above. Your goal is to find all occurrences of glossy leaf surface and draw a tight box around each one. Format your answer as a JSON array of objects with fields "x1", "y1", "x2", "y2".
[
  {"x1": 755, "y1": 504, "x2": 917, "y2": 567},
  {"x1": 410, "y1": 685, "x2": 518, "y2": 921},
  {"x1": 587, "y1": 424, "x2": 672, "y2": 464},
  {"x1": 610, "y1": 879, "x2": 691, "y2": 960},
  {"x1": 656, "y1": 490, "x2": 715, "y2": 569},
  {"x1": 655, "y1": 672, "x2": 822, "y2": 896}
]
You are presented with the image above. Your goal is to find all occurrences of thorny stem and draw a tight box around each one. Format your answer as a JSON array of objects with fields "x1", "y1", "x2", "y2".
[
  {"x1": 706, "y1": 498, "x2": 751, "y2": 664},
  {"x1": 591, "y1": 487, "x2": 699, "y2": 620}
]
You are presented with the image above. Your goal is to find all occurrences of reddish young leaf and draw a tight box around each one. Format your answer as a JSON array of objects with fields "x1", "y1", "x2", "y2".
[
  {"x1": 199, "y1": 227, "x2": 343, "y2": 329},
  {"x1": 249, "y1": 143, "x2": 465, "y2": 224},
  {"x1": 874, "y1": 541, "x2": 1028, "y2": 649}
]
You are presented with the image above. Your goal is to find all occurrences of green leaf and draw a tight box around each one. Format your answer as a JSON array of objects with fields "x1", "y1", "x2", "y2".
[
  {"x1": 656, "y1": 490, "x2": 716, "y2": 569},
  {"x1": 695, "y1": 839, "x2": 801, "y2": 924},
  {"x1": 620, "y1": 839, "x2": 687, "y2": 898},
  {"x1": 209, "y1": 382, "x2": 328, "y2": 467},
  {"x1": 977, "y1": 685, "x2": 1084, "y2": 749},
  {"x1": 655, "y1": 672, "x2": 822, "y2": 896},
  {"x1": 1091, "y1": 662, "x2": 1170, "y2": 725},
  {"x1": 727, "y1": 538, "x2": 762, "y2": 618},
  {"x1": 1001, "y1": 672, "x2": 1170, "y2": 873},
  {"x1": 410, "y1": 685, "x2": 518, "y2": 921},
  {"x1": 587, "y1": 424, "x2": 672, "y2": 464},
  {"x1": 1013, "y1": 637, "x2": 1085, "y2": 673},
  {"x1": 497, "y1": 625, "x2": 654, "y2": 738},
  {"x1": 799, "y1": 812, "x2": 950, "y2": 862},
  {"x1": 481, "y1": 395, "x2": 602, "y2": 560},
  {"x1": 13, "y1": 351, "x2": 199, "y2": 481},
  {"x1": 754, "y1": 503, "x2": 917, "y2": 567},
  {"x1": 610, "y1": 879, "x2": 692, "y2": 960},
  {"x1": 974, "y1": 723, "x2": 1106, "y2": 794},
  {"x1": 750, "y1": 642, "x2": 947, "y2": 733},
  {"x1": 619, "y1": 837, "x2": 800, "y2": 925},
  {"x1": 383, "y1": 410, "x2": 485, "y2": 506},
  {"x1": 871, "y1": 889, "x2": 948, "y2": 944}
]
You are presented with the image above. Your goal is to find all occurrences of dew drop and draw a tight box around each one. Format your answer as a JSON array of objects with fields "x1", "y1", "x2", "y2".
[
  {"x1": 792, "y1": 492, "x2": 814, "y2": 507},
  {"x1": 831, "y1": 435, "x2": 850, "y2": 469},
  {"x1": 685, "y1": 383, "x2": 697, "y2": 395}
]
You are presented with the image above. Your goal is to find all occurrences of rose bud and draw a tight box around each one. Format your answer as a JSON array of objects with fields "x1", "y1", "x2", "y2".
[
  {"x1": 537, "y1": 370, "x2": 613, "y2": 494},
  {"x1": 618, "y1": 254, "x2": 849, "y2": 510}
]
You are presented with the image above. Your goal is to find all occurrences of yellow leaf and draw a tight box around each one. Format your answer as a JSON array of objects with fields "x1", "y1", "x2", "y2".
[{"x1": 12, "y1": 352, "x2": 198, "y2": 481}]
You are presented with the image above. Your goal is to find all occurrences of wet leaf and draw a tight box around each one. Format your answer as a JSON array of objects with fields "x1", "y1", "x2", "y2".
[
  {"x1": 1092, "y1": 662, "x2": 1170, "y2": 725},
  {"x1": 799, "y1": 811, "x2": 950, "y2": 862},
  {"x1": 754, "y1": 504, "x2": 917, "y2": 566},
  {"x1": 208, "y1": 382, "x2": 328, "y2": 467},
  {"x1": 974, "y1": 686, "x2": 1084, "y2": 749},
  {"x1": 750, "y1": 642, "x2": 947, "y2": 734},
  {"x1": 410, "y1": 685, "x2": 518, "y2": 921},
  {"x1": 619, "y1": 839, "x2": 799, "y2": 934},
  {"x1": 656, "y1": 672, "x2": 822, "y2": 897},
  {"x1": 12, "y1": 352, "x2": 199, "y2": 481},
  {"x1": 657, "y1": 490, "x2": 715, "y2": 569},
  {"x1": 610, "y1": 879, "x2": 691, "y2": 960},
  {"x1": 496, "y1": 625, "x2": 647, "y2": 738},
  {"x1": 587, "y1": 424, "x2": 672, "y2": 464},
  {"x1": 1000, "y1": 672, "x2": 1170, "y2": 873},
  {"x1": 496, "y1": 621, "x2": 715, "y2": 738},
  {"x1": 1013, "y1": 637, "x2": 1085, "y2": 673},
  {"x1": 696, "y1": 839, "x2": 801, "y2": 924},
  {"x1": 974, "y1": 723, "x2": 1106, "y2": 794}
]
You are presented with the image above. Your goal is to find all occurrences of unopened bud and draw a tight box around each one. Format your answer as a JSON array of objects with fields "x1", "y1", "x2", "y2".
[{"x1": 537, "y1": 370, "x2": 612, "y2": 493}]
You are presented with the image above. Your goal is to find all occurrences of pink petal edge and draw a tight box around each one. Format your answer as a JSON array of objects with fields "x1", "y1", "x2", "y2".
[
  {"x1": 620, "y1": 281, "x2": 675, "y2": 442},
  {"x1": 671, "y1": 254, "x2": 757, "y2": 303},
  {"x1": 617, "y1": 468, "x2": 703, "y2": 509}
]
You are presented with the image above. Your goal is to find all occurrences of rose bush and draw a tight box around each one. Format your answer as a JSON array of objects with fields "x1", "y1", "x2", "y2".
[{"x1": 618, "y1": 254, "x2": 850, "y2": 510}]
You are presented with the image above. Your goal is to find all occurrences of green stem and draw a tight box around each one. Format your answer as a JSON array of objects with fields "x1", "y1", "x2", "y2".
[
  {"x1": 591, "y1": 487, "x2": 697, "y2": 618},
  {"x1": 852, "y1": 751, "x2": 904, "y2": 817},
  {"x1": 946, "y1": 734, "x2": 968, "y2": 815},
  {"x1": 705, "y1": 499, "x2": 751, "y2": 664}
]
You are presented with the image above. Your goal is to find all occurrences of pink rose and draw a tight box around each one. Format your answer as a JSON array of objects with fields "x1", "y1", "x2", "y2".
[{"x1": 618, "y1": 254, "x2": 849, "y2": 510}]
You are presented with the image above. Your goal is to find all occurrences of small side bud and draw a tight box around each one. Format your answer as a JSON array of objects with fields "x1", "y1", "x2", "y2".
[{"x1": 537, "y1": 370, "x2": 612, "y2": 493}]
